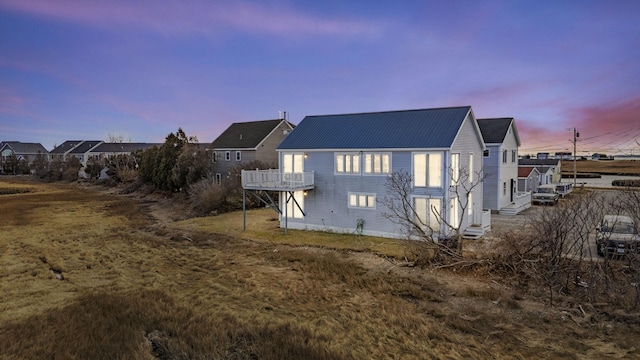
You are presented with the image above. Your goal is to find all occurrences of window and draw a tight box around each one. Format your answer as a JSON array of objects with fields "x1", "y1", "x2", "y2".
[
  {"x1": 215, "y1": 173, "x2": 221, "y2": 184},
  {"x1": 414, "y1": 197, "x2": 441, "y2": 231},
  {"x1": 450, "y1": 198, "x2": 459, "y2": 228},
  {"x1": 348, "y1": 192, "x2": 376, "y2": 209},
  {"x1": 511, "y1": 150, "x2": 516, "y2": 163},
  {"x1": 502, "y1": 150, "x2": 507, "y2": 163},
  {"x1": 503, "y1": 182, "x2": 507, "y2": 196},
  {"x1": 413, "y1": 152, "x2": 442, "y2": 187},
  {"x1": 364, "y1": 153, "x2": 391, "y2": 175},
  {"x1": 468, "y1": 192, "x2": 473, "y2": 216},
  {"x1": 451, "y1": 153, "x2": 460, "y2": 185},
  {"x1": 335, "y1": 153, "x2": 360, "y2": 174},
  {"x1": 236, "y1": 151, "x2": 241, "y2": 161},
  {"x1": 469, "y1": 153, "x2": 474, "y2": 182},
  {"x1": 483, "y1": 149, "x2": 489, "y2": 157},
  {"x1": 225, "y1": 151, "x2": 231, "y2": 161},
  {"x1": 213, "y1": 152, "x2": 218, "y2": 163}
]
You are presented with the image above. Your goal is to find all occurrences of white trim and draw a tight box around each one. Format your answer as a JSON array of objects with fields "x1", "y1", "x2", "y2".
[{"x1": 347, "y1": 192, "x2": 376, "y2": 209}]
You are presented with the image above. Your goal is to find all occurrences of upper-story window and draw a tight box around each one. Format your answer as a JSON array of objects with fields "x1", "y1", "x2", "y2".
[
  {"x1": 335, "y1": 153, "x2": 360, "y2": 174},
  {"x1": 225, "y1": 151, "x2": 231, "y2": 161},
  {"x1": 469, "y1": 153, "x2": 474, "y2": 182},
  {"x1": 236, "y1": 151, "x2": 241, "y2": 161},
  {"x1": 451, "y1": 153, "x2": 460, "y2": 185},
  {"x1": 413, "y1": 152, "x2": 442, "y2": 188},
  {"x1": 364, "y1": 153, "x2": 391, "y2": 175},
  {"x1": 213, "y1": 152, "x2": 218, "y2": 163},
  {"x1": 511, "y1": 150, "x2": 516, "y2": 163},
  {"x1": 502, "y1": 150, "x2": 507, "y2": 164}
]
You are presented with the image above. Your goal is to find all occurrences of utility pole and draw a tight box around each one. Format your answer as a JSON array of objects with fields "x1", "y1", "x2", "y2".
[{"x1": 571, "y1": 128, "x2": 579, "y2": 188}]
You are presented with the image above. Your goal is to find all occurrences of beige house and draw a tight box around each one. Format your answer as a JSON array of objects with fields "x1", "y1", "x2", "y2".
[{"x1": 211, "y1": 119, "x2": 294, "y2": 183}]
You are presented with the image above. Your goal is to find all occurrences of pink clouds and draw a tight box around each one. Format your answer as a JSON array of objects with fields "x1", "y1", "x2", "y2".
[
  {"x1": 518, "y1": 96, "x2": 640, "y2": 155},
  {"x1": 0, "y1": 0, "x2": 380, "y2": 38}
]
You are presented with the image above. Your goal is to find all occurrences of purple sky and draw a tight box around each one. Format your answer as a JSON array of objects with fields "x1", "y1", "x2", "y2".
[{"x1": 1, "y1": 0, "x2": 639, "y2": 156}]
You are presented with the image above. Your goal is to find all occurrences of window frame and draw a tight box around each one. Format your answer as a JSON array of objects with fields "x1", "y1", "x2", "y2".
[
  {"x1": 335, "y1": 152, "x2": 361, "y2": 175},
  {"x1": 236, "y1": 151, "x2": 241, "y2": 161},
  {"x1": 502, "y1": 150, "x2": 507, "y2": 164},
  {"x1": 347, "y1": 192, "x2": 376, "y2": 209},
  {"x1": 363, "y1": 152, "x2": 391, "y2": 175},
  {"x1": 412, "y1": 152, "x2": 443, "y2": 188},
  {"x1": 225, "y1": 151, "x2": 231, "y2": 161},
  {"x1": 413, "y1": 196, "x2": 442, "y2": 232}
]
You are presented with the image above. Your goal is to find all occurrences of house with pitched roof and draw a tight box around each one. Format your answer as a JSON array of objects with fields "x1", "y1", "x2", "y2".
[
  {"x1": 67, "y1": 141, "x2": 104, "y2": 166},
  {"x1": 477, "y1": 118, "x2": 530, "y2": 215},
  {"x1": 0, "y1": 141, "x2": 49, "y2": 173},
  {"x1": 242, "y1": 106, "x2": 489, "y2": 239},
  {"x1": 211, "y1": 119, "x2": 294, "y2": 183},
  {"x1": 87, "y1": 142, "x2": 162, "y2": 162},
  {"x1": 518, "y1": 158, "x2": 562, "y2": 183},
  {"x1": 517, "y1": 166, "x2": 540, "y2": 193}
]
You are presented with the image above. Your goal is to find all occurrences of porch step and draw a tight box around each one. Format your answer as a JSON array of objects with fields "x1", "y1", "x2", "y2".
[{"x1": 463, "y1": 225, "x2": 485, "y2": 239}]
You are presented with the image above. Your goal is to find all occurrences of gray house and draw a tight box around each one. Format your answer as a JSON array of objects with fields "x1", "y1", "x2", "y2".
[
  {"x1": 477, "y1": 118, "x2": 530, "y2": 215},
  {"x1": 242, "y1": 106, "x2": 489, "y2": 239},
  {"x1": 211, "y1": 119, "x2": 294, "y2": 183},
  {"x1": 519, "y1": 158, "x2": 562, "y2": 183},
  {"x1": 0, "y1": 141, "x2": 49, "y2": 173}
]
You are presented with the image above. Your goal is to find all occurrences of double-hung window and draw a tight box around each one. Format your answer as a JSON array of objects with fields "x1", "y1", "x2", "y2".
[
  {"x1": 225, "y1": 151, "x2": 231, "y2": 161},
  {"x1": 364, "y1": 153, "x2": 391, "y2": 175},
  {"x1": 236, "y1": 151, "x2": 242, "y2": 161},
  {"x1": 413, "y1": 152, "x2": 442, "y2": 187},
  {"x1": 348, "y1": 192, "x2": 376, "y2": 209},
  {"x1": 502, "y1": 150, "x2": 507, "y2": 164},
  {"x1": 511, "y1": 150, "x2": 516, "y2": 163},
  {"x1": 335, "y1": 153, "x2": 360, "y2": 174}
]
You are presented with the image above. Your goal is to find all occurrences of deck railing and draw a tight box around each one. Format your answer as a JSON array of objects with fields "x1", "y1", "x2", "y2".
[
  {"x1": 241, "y1": 169, "x2": 315, "y2": 190},
  {"x1": 514, "y1": 191, "x2": 532, "y2": 209}
]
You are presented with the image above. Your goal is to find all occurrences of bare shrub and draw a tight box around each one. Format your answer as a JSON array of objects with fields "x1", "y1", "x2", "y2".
[{"x1": 188, "y1": 178, "x2": 228, "y2": 215}]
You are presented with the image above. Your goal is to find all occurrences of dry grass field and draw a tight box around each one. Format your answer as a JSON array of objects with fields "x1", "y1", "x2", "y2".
[
  {"x1": 1, "y1": 176, "x2": 639, "y2": 359},
  {"x1": 562, "y1": 159, "x2": 640, "y2": 176}
]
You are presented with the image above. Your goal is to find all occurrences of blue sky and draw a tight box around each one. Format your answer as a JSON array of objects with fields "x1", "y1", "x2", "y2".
[{"x1": 1, "y1": 0, "x2": 639, "y2": 155}]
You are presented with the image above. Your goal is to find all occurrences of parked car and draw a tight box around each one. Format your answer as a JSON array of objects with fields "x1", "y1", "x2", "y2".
[
  {"x1": 596, "y1": 215, "x2": 640, "y2": 257},
  {"x1": 532, "y1": 184, "x2": 559, "y2": 205}
]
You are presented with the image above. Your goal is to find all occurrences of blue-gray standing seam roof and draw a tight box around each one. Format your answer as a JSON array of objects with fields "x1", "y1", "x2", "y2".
[{"x1": 277, "y1": 107, "x2": 472, "y2": 150}]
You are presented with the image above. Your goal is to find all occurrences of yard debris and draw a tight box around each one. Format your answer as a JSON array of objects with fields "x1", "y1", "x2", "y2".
[{"x1": 50, "y1": 268, "x2": 64, "y2": 280}]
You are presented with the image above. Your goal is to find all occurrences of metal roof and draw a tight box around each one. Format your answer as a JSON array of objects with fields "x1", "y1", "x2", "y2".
[
  {"x1": 277, "y1": 106, "x2": 472, "y2": 150},
  {"x1": 477, "y1": 118, "x2": 521, "y2": 146},
  {"x1": 211, "y1": 119, "x2": 292, "y2": 149}
]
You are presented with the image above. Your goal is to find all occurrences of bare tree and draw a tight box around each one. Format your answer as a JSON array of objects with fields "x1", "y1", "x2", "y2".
[{"x1": 379, "y1": 167, "x2": 485, "y2": 263}]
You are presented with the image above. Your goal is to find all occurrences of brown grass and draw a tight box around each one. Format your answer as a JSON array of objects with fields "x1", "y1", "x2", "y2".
[
  {"x1": 563, "y1": 159, "x2": 640, "y2": 175},
  {"x1": 1, "y1": 176, "x2": 640, "y2": 359}
]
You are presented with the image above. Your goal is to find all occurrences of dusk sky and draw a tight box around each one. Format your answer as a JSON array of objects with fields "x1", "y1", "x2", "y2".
[{"x1": 1, "y1": 0, "x2": 639, "y2": 156}]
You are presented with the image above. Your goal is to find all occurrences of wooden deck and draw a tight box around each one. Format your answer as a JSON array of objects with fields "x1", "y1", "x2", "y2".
[{"x1": 241, "y1": 169, "x2": 315, "y2": 191}]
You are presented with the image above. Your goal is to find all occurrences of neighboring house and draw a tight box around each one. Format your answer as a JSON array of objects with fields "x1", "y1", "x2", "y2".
[
  {"x1": 67, "y1": 141, "x2": 104, "y2": 166},
  {"x1": 211, "y1": 119, "x2": 294, "y2": 183},
  {"x1": 517, "y1": 166, "x2": 540, "y2": 193},
  {"x1": 87, "y1": 142, "x2": 162, "y2": 162},
  {"x1": 518, "y1": 158, "x2": 562, "y2": 183},
  {"x1": 243, "y1": 106, "x2": 488, "y2": 239},
  {"x1": 0, "y1": 141, "x2": 49, "y2": 172},
  {"x1": 477, "y1": 118, "x2": 529, "y2": 215},
  {"x1": 49, "y1": 140, "x2": 85, "y2": 161}
]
